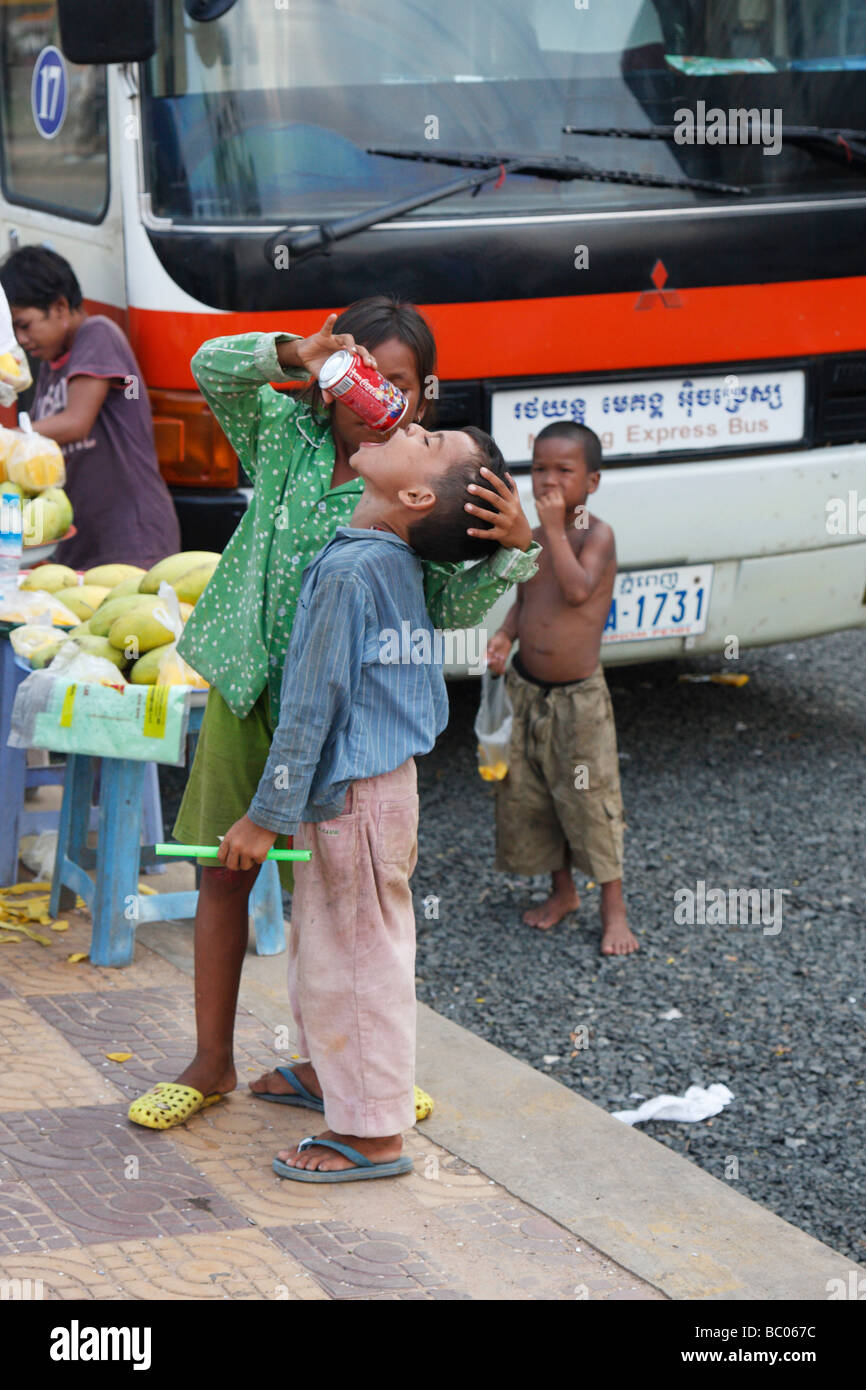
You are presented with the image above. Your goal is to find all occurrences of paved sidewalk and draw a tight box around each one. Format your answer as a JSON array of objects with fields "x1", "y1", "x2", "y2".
[{"x1": 0, "y1": 898, "x2": 662, "y2": 1302}]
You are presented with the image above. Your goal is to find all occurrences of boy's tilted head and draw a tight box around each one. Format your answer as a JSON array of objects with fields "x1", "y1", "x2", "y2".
[
  {"x1": 532, "y1": 421, "x2": 602, "y2": 513},
  {"x1": 350, "y1": 423, "x2": 509, "y2": 562}
]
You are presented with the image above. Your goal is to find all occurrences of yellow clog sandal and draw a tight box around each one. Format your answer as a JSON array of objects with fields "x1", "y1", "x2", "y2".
[
  {"x1": 128, "y1": 1082, "x2": 223, "y2": 1130},
  {"x1": 414, "y1": 1085, "x2": 434, "y2": 1121}
]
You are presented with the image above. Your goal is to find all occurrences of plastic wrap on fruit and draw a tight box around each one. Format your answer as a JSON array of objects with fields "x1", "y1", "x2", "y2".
[
  {"x1": 0, "y1": 345, "x2": 33, "y2": 404},
  {"x1": 0, "y1": 588, "x2": 80, "y2": 627},
  {"x1": 6, "y1": 432, "x2": 66, "y2": 495}
]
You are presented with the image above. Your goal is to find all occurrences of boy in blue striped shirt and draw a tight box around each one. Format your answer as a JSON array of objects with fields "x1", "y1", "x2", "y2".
[{"x1": 218, "y1": 423, "x2": 537, "y2": 1182}]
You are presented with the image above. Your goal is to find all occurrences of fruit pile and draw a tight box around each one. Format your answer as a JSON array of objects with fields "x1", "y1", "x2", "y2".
[
  {"x1": 0, "y1": 426, "x2": 73, "y2": 545},
  {"x1": 12, "y1": 551, "x2": 220, "y2": 686}
]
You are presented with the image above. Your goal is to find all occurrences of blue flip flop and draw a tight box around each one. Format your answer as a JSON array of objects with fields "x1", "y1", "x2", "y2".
[
  {"x1": 273, "y1": 1136, "x2": 414, "y2": 1183},
  {"x1": 251, "y1": 1065, "x2": 324, "y2": 1112}
]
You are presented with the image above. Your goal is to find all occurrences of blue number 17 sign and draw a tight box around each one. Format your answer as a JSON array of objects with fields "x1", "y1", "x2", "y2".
[{"x1": 31, "y1": 46, "x2": 68, "y2": 140}]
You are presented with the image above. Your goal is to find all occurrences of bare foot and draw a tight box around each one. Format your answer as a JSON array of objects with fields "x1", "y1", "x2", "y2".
[
  {"x1": 523, "y1": 885, "x2": 580, "y2": 931},
  {"x1": 174, "y1": 1055, "x2": 237, "y2": 1097},
  {"x1": 276, "y1": 1129, "x2": 402, "y2": 1173},
  {"x1": 249, "y1": 1060, "x2": 322, "y2": 1099},
  {"x1": 601, "y1": 913, "x2": 639, "y2": 955}
]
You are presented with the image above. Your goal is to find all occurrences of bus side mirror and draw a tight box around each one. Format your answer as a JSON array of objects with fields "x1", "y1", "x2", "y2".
[{"x1": 57, "y1": 0, "x2": 157, "y2": 65}]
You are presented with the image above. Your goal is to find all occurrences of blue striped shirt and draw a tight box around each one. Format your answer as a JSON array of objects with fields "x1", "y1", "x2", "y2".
[{"x1": 249, "y1": 528, "x2": 449, "y2": 833}]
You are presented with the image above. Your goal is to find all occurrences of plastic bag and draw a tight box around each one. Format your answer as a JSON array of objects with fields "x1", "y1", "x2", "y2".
[
  {"x1": 0, "y1": 345, "x2": 32, "y2": 406},
  {"x1": 129, "y1": 639, "x2": 208, "y2": 688},
  {"x1": 0, "y1": 588, "x2": 80, "y2": 627},
  {"x1": 6, "y1": 431, "x2": 65, "y2": 494},
  {"x1": 18, "y1": 830, "x2": 58, "y2": 879},
  {"x1": 474, "y1": 669, "x2": 513, "y2": 781},
  {"x1": 0, "y1": 425, "x2": 21, "y2": 480},
  {"x1": 9, "y1": 621, "x2": 68, "y2": 663},
  {"x1": 46, "y1": 637, "x2": 127, "y2": 686}
]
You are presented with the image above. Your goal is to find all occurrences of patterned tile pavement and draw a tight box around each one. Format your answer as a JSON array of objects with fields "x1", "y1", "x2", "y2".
[{"x1": 0, "y1": 906, "x2": 665, "y2": 1302}]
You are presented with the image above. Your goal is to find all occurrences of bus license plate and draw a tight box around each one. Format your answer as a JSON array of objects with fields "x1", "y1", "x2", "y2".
[{"x1": 602, "y1": 565, "x2": 713, "y2": 644}]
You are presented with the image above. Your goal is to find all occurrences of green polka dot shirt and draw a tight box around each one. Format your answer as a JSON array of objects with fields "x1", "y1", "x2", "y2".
[{"x1": 178, "y1": 332, "x2": 540, "y2": 719}]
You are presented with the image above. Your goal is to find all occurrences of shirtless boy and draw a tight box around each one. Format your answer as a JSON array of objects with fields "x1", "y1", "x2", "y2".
[{"x1": 487, "y1": 421, "x2": 638, "y2": 955}]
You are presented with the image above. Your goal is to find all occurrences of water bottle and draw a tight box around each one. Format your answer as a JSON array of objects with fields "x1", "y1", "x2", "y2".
[{"x1": 0, "y1": 483, "x2": 23, "y2": 603}]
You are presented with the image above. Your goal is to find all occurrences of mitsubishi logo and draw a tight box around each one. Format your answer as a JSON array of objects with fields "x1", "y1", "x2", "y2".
[{"x1": 635, "y1": 260, "x2": 683, "y2": 310}]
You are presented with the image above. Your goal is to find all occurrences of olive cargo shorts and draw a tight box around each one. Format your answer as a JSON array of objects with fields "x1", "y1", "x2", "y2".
[{"x1": 495, "y1": 663, "x2": 625, "y2": 883}]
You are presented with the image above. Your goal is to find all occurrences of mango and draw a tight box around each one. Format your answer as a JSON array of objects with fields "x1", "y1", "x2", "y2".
[
  {"x1": 99, "y1": 575, "x2": 145, "y2": 602},
  {"x1": 139, "y1": 551, "x2": 221, "y2": 594},
  {"x1": 172, "y1": 560, "x2": 218, "y2": 605},
  {"x1": 109, "y1": 601, "x2": 178, "y2": 655},
  {"x1": 69, "y1": 634, "x2": 127, "y2": 670},
  {"x1": 53, "y1": 585, "x2": 111, "y2": 621},
  {"x1": 6, "y1": 435, "x2": 65, "y2": 494},
  {"x1": 0, "y1": 350, "x2": 29, "y2": 386},
  {"x1": 40, "y1": 486, "x2": 73, "y2": 536},
  {"x1": 20, "y1": 564, "x2": 78, "y2": 593},
  {"x1": 129, "y1": 642, "x2": 208, "y2": 687},
  {"x1": 22, "y1": 491, "x2": 72, "y2": 545},
  {"x1": 67, "y1": 621, "x2": 94, "y2": 639},
  {"x1": 29, "y1": 633, "x2": 71, "y2": 668},
  {"x1": 89, "y1": 592, "x2": 162, "y2": 638},
  {"x1": 83, "y1": 563, "x2": 145, "y2": 589}
]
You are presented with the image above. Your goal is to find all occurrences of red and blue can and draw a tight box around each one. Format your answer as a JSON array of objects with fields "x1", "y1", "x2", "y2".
[{"x1": 318, "y1": 350, "x2": 409, "y2": 431}]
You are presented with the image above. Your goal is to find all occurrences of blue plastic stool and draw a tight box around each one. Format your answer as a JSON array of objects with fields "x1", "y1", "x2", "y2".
[
  {"x1": 48, "y1": 702, "x2": 285, "y2": 967},
  {"x1": 0, "y1": 634, "x2": 165, "y2": 885}
]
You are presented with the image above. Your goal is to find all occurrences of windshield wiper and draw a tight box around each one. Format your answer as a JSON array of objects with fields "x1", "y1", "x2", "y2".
[
  {"x1": 563, "y1": 123, "x2": 866, "y2": 169},
  {"x1": 270, "y1": 145, "x2": 748, "y2": 263}
]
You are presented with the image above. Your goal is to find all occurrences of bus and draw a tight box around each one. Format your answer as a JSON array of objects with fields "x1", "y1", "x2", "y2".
[{"x1": 1, "y1": 0, "x2": 865, "y2": 668}]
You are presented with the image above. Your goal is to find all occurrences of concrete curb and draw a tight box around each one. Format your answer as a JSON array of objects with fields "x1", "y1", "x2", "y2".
[
  {"x1": 138, "y1": 911, "x2": 858, "y2": 1302},
  {"x1": 415, "y1": 1003, "x2": 857, "y2": 1301}
]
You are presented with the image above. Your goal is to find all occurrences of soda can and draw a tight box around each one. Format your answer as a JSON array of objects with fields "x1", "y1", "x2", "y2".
[{"x1": 318, "y1": 350, "x2": 409, "y2": 431}]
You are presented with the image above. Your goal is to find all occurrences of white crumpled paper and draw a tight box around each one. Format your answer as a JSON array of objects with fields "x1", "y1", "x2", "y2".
[{"x1": 612, "y1": 1083, "x2": 734, "y2": 1126}]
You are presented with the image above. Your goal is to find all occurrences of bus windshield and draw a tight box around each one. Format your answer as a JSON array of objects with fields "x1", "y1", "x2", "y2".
[{"x1": 143, "y1": 0, "x2": 866, "y2": 224}]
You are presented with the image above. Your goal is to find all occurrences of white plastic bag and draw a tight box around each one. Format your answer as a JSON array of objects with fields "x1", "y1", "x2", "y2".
[
  {"x1": 46, "y1": 637, "x2": 128, "y2": 686},
  {"x1": 474, "y1": 669, "x2": 513, "y2": 781}
]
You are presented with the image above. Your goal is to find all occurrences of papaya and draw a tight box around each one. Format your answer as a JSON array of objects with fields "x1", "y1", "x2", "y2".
[
  {"x1": 89, "y1": 592, "x2": 162, "y2": 637},
  {"x1": 139, "y1": 550, "x2": 221, "y2": 594},
  {"x1": 19, "y1": 564, "x2": 78, "y2": 594},
  {"x1": 172, "y1": 560, "x2": 218, "y2": 605},
  {"x1": 52, "y1": 585, "x2": 111, "y2": 620},
  {"x1": 108, "y1": 601, "x2": 178, "y2": 655},
  {"x1": 82, "y1": 563, "x2": 144, "y2": 589}
]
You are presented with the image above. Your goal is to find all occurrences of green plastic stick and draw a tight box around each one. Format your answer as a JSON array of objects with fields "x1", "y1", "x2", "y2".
[{"x1": 155, "y1": 843, "x2": 310, "y2": 861}]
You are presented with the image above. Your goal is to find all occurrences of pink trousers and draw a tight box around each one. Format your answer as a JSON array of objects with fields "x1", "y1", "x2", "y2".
[{"x1": 288, "y1": 759, "x2": 419, "y2": 1136}]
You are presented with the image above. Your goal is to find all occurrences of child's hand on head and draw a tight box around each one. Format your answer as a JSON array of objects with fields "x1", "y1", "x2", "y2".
[
  {"x1": 218, "y1": 815, "x2": 278, "y2": 871},
  {"x1": 535, "y1": 487, "x2": 567, "y2": 532},
  {"x1": 466, "y1": 469, "x2": 533, "y2": 552}
]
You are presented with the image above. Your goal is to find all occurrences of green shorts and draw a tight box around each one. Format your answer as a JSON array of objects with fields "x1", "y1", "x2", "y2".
[{"x1": 174, "y1": 686, "x2": 295, "y2": 891}]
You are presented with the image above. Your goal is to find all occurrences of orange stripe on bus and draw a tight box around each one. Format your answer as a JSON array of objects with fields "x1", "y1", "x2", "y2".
[{"x1": 125, "y1": 275, "x2": 866, "y2": 387}]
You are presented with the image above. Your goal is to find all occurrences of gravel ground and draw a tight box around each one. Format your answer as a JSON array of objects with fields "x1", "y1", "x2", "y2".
[
  {"x1": 411, "y1": 630, "x2": 865, "y2": 1264},
  {"x1": 159, "y1": 629, "x2": 864, "y2": 1262}
]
